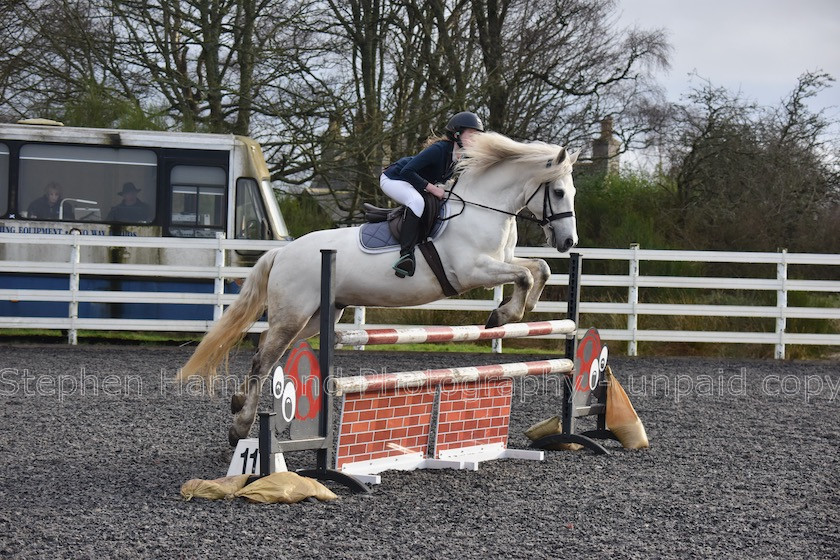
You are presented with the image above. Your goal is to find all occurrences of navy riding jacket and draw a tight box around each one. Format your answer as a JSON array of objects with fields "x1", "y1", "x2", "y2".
[{"x1": 383, "y1": 140, "x2": 456, "y2": 193}]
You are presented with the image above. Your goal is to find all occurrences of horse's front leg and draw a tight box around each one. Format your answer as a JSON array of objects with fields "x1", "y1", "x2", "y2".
[
  {"x1": 512, "y1": 257, "x2": 551, "y2": 312},
  {"x1": 470, "y1": 255, "x2": 534, "y2": 328}
]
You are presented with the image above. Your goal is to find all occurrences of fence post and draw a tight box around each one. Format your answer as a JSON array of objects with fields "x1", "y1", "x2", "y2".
[
  {"x1": 317, "y1": 249, "x2": 337, "y2": 469},
  {"x1": 627, "y1": 243, "x2": 640, "y2": 357},
  {"x1": 492, "y1": 285, "x2": 503, "y2": 353},
  {"x1": 214, "y1": 232, "x2": 225, "y2": 321},
  {"x1": 67, "y1": 230, "x2": 81, "y2": 345},
  {"x1": 561, "y1": 252, "x2": 582, "y2": 435},
  {"x1": 353, "y1": 306, "x2": 366, "y2": 350},
  {"x1": 775, "y1": 249, "x2": 788, "y2": 359}
]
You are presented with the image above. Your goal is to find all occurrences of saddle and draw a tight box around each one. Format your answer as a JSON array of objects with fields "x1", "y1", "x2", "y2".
[
  {"x1": 361, "y1": 192, "x2": 458, "y2": 297},
  {"x1": 363, "y1": 191, "x2": 444, "y2": 242}
]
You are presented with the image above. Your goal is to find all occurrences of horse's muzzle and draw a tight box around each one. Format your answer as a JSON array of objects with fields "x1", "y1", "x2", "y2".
[
  {"x1": 558, "y1": 236, "x2": 576, "y2": 252},
  {"x1": 546, "y1": 226, "x2": 577, "y2": 253}
]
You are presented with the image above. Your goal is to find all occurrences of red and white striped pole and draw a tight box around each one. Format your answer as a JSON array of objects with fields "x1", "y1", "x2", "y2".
[
  {"x1": 335, "y1": 319, "x2": 576, "y2": 347},
  {"x1": 332, "y1": 358, "x2": 574, "y2": 395}
]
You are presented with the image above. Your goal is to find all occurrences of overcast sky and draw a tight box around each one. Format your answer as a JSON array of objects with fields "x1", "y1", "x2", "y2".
[{"x1": 616, "y1": 0, "x2": 840, "y2": 114}]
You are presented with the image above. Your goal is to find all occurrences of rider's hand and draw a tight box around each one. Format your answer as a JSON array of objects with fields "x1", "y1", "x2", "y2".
[{"x1": 426, "y1": 184, "x2": 446, "y2": 199}]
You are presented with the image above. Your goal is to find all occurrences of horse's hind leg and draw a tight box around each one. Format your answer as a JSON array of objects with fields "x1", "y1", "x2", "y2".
[
  {"x1": 228, "y1": 323, "x2": 302, "y2": 446},
  {"x1": 227, "y1": 307, "x2": 344, "y2": 446}
]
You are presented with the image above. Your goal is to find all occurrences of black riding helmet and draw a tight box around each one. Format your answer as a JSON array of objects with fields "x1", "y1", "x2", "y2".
[{"x1": 445, "y1": 111, "x2": 484, "y2": 140}]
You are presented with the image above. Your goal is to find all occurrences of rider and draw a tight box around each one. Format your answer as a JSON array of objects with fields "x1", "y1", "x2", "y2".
[{"x1": 380, "y1": 111, "x2": 484, "y2": 278}]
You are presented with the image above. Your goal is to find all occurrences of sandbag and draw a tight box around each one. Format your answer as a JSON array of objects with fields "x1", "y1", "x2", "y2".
[
  {"x1": 180, "y1": 474, "x2": 250, "y2": 501},
  {"x1": 524, "y1": 416, "x2": 560, "y2": 440},
  {"x1": 605, "y1": 366, "x2": 649, "y2": 449},
  {"x1": 523, "y1": 416, "x2": 583, "y2": 451},
  {"x1": 234, "y1": 471, "x2": 338, "y2": 504},
  {"x1": 309, "y1": 478, "x2": 341, "y2": 502}
]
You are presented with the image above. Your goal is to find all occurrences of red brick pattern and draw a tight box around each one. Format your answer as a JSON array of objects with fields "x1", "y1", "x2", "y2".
[
  {"x1": 335, "y1": 386, "x2": 436, "y2": 469},
  {"x1": 434, "y1": 379, "x2": 513, "y2": 457}
]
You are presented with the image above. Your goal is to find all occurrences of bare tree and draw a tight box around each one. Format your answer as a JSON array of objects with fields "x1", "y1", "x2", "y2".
[
  {"x1": 664, "y1": 72, "x2": 839, "y2": 251},
  {"x1": 104, "y1": 0, "x2": 312, "y2": 134},
  {"x1": 297, "y1": 0, "x2": 670, "y2": 222},
  {"x1": 0, "y1": 0, "x2": 32, "y2": 120},
  {"x1": 0, "y1": 0, "x2": 135, "y2": 125},
  {"x1": 468, "y1": 0, "x2": 669, "y2": 144},
  {"x1": 0, "y1": 0, "x2": 673, "y2": 226}
]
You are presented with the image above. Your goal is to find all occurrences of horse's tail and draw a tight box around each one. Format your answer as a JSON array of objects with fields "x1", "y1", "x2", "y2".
[{"x1": 176, "y1": 248, "x2": 280, "y2": 383}]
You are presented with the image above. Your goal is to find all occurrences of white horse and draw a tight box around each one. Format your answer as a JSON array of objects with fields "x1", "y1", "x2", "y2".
[{"x1": 178, "y1": 132, "x2": 579, "y2": 445}]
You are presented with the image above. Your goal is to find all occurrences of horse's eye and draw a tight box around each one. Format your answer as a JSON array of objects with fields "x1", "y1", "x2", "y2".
[{"x1": 555, "y1": 190, "x2": 564, "y2": 199}]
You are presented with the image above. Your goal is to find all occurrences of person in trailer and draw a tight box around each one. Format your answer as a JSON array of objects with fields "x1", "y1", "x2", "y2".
[
  {"x1": 26, "y1": 182, "x2": 66, "y2": 219},
  {"x1": 380, "y1": 111, "x2": 484, "y2": 278},
  {"x1": 107, "y1": 182, "x2": 152, "y2": 223}
]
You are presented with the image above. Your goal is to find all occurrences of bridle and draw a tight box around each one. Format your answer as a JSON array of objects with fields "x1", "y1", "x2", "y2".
[
  {"x1": 441, "y1": 159, "x2": 575, "y2": 227},
  {"x1": 522, "y1": 177, "x2": 575, "y2": 226}
]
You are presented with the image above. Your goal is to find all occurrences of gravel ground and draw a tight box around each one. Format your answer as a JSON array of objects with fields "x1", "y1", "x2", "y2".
[{"x1": 0, "y1": 343, "x2": 838, "y2": 559}]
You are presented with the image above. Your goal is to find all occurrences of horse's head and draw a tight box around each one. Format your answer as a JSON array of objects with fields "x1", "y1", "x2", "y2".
[
  {"x1": 522, "y1": 147, "x2": 579, "y2": 253},
  {"x1": 458, "y1": 132, "x2": 580, "y2": 252}
]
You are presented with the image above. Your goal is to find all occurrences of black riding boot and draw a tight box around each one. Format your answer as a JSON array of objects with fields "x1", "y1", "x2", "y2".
[{"x1": 393, "y1": 210, "x2": 421, "y2": 278}]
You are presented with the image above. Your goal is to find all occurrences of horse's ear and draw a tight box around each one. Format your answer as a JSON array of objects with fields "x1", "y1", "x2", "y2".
[
  {"x1": 555, "y1": 148, "x2": 567, "y2": 165},
  {"x1": 569, "y1": 149, "x2": 580, "y2": 165}
]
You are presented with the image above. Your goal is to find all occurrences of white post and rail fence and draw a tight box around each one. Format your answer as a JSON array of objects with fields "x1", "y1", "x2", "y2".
[{"x1": 1, "y1": 232, "x2": 838, "y2": 358}]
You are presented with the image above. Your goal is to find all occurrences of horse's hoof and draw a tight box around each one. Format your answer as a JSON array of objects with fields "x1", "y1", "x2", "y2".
[
  {"x1": 228, "y1": 426, "x2": 242, "y2": 447},
  {"x1": 231, "y1": 393, "x2": 246, "y2": 414},
  {"x1": 485, "y1": 310, "x2": 501, "y2": 329}
]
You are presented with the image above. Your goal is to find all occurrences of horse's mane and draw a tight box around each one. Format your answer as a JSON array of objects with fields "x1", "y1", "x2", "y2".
[{"x1": 456, "y1": 132, "x2": 571, "y2": 179}]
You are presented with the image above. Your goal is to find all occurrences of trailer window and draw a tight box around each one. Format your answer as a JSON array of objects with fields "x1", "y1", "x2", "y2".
[
  {"x1": 18, "y1": 144, "x2": 156, "y2": 222},
  {"x1": 0, "y1": 144, "x2": 8, "y2": 216},
  {"x1": 169, "y1": 165, "x2": 226, "y2": 238},
  {"x1": 235, "y1": 178, "x2": 272, "y2": 240}
]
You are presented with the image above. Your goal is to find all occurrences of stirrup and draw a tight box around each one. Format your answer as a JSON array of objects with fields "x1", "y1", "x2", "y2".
[{"x1": 393, "y1": 253, "x2": 416, "y2": 278}]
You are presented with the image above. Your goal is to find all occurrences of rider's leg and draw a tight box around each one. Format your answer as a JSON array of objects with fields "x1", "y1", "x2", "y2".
[
  {"x1": 393, "y1": 209, "x2": 420, "y2": 277},
  {"x1": 379, "y1": 174, "x2": 425, "y2": 278}
]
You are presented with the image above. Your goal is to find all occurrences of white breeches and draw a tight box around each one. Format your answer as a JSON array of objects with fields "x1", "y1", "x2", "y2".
[{"x1": 380, "y1": 174, "x2": 425, "y2": 217}]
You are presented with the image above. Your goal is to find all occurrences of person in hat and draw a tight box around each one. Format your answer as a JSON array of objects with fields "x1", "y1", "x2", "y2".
[
  {"x1": 380, "y1": 111, "x2": 484, "y2": 278},
  {"x1": 107, "y1": 182, "x2": 152, "y2": 223}
]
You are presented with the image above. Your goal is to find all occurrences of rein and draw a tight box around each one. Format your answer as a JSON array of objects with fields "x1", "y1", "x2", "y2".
[{"x1": 440, "y1": 163, "x2": 574, "y2": 226}]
